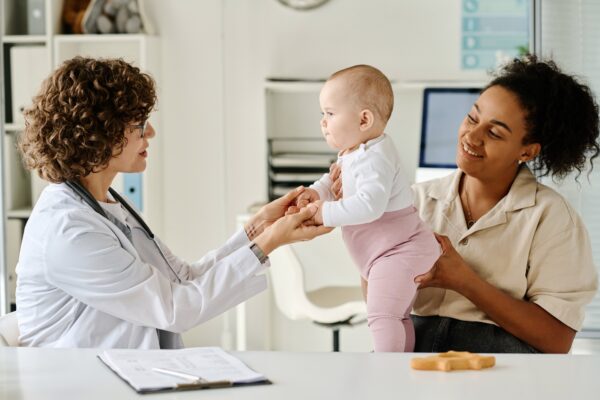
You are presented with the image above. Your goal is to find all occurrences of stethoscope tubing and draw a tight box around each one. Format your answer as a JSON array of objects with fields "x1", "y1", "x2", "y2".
[{"x1": 66, "y1": 180, "x2": 181, "y2": 283}]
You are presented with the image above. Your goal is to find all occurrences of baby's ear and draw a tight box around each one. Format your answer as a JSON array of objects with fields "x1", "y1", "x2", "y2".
[{"x1": 359, "y1": 109, "x2": 375, "y2": 131}]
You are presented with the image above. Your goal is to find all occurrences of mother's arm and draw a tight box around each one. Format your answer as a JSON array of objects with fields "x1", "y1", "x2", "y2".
[
  {"x1": 329, "y1": 166, "x2": 579, "y2": 353},
  {"x1": 415, "y1": 234, "x2": 575, "y2": 353}
]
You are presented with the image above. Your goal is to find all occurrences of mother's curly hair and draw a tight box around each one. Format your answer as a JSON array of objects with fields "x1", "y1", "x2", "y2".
[
  {"x1": 486, "y1": 54, "x2": 600, "y2": 180},
  {"x1": 19, "y1": 57, "x2": 156, "y2": 183}
]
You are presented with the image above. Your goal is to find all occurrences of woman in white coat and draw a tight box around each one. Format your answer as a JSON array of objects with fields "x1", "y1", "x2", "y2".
[{"x1": 15, "y1": 57, "x2": 330, "y2": 349}]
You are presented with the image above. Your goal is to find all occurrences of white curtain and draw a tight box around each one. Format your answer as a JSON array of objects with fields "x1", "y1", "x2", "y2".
[{"x1": 539, "y1": 0, "x2": 600, "y2": 332}]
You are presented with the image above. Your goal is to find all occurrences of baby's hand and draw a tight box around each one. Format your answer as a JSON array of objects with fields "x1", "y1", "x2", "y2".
[
  {"x1": 296, "y1": 188, "x2": 320, "y2": 208},
  {"x1": 286, "y1": 187, "x2": 320, "y2": 216}
]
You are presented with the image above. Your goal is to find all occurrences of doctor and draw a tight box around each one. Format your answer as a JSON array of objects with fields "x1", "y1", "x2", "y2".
[{"x1": 15, "y1": 57, "x2": 331, "y2": 349}]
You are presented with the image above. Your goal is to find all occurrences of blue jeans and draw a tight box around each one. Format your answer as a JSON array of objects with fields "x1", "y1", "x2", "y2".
[{"x1": 411, "y1": 315, "x2": 540, "y2": 353}]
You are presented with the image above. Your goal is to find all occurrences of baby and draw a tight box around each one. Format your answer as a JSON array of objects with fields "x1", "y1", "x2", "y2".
[{"x1": 296, "y1": 65, "x2": 440, "y2": 352}]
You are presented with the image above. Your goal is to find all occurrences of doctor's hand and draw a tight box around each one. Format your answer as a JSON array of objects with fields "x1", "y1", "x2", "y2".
[
  {"x1": 302, "y1": 200, "x2": 324, "y2": 226},
  {"x1": 253, "y1": 204, "x2": 333, "y2": 255},
  {"x1": 413, "y1": 234, "x2": 479, "y2": 294},
  {"x1": 245, "y1": 186, "x2": 306, "y2": 241},
  {"x1": 330, "y1": 163, "x2": 343, "y2": 200}
]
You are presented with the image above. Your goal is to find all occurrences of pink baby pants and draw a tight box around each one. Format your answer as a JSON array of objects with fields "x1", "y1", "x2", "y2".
[{"x1": 342, "y1": 206, "x2": 440, "y2": 352}]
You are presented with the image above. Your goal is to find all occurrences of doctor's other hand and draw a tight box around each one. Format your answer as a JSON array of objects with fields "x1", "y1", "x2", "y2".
[
  {"x1": 413, "y1": 234, "x2": 479, "y2": 294},
  {"x1": 253, "y1": 204, "x2": 333, "y2": 255},
  {"x1": 330, "y1": 163, "x2": 343, "y2": 200},
  {"x1": 303, "y1": 200, "x2": 324, "y2": 226},
  {"x1": 244, "y1": 186, "x2": 306, "y2": 240}
]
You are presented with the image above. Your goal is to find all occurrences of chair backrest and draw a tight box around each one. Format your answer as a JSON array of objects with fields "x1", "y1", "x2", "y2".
[
  {"x1": 287, "y1": 229, "x2": 357, "y2": 292},
  {"x1": 268, "y1": 245, "x2": 312, "y2": 321},
  {"x1": 0, "y1": 311, "x2": 19, "y2": 347},
  {"x1": 268, "y1": 230, "x2": 360, "y2": 321}
]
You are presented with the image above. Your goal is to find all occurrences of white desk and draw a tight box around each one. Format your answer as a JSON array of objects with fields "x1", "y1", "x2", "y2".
[{"x1": 2, "y1": 347, "x2": 600, "y2": 399}]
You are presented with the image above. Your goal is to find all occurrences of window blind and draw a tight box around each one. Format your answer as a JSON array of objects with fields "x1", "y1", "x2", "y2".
[{"x1": 539, "y1": 0, "x2": 600, "y2": 332}]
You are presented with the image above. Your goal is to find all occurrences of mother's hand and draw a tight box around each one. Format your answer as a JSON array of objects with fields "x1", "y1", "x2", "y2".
[
  {"x1": 329, "y1": 163, "x2": 343, "y2": 200},
  {"x1": 414, "y1": 234, "x2": 479, "y2": 293}
]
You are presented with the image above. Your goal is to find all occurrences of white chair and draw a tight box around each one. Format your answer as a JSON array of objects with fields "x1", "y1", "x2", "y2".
[
  {"x1": 0, "y1": 311, "x2": 19, "y2": 347},
  {"x1": 268, "y1": 232, "x2": 367, "y2": 351}
]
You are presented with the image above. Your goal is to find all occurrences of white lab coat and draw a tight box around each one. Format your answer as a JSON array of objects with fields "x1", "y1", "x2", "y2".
[{"x1": 16, "y1": 183, "x2": 268, "y2": 349}]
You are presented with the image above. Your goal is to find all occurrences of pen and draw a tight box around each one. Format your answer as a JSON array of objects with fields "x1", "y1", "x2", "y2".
[
  {"x1": 152, "y1": 367, "x2": 232, "y2": 388},
  {"x1": 152, "y1": 367, "x2": 206, "y2": 382}
]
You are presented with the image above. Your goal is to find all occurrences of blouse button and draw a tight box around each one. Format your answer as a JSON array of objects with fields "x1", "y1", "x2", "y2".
[{"x1": 460, "y1": 238, "x2": 469, "y2": 246}]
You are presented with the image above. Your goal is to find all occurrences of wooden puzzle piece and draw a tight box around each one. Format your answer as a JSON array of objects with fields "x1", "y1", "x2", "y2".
[{"x1": 411, "y1": 351, "x2": 496, "y2": 371}]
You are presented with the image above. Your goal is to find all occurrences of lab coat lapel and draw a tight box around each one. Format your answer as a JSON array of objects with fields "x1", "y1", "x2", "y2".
[{"x1": 103, "y1": 210, "x2": 133, "y2": 243}]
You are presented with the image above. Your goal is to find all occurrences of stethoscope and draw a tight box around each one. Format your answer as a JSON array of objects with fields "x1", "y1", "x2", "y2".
[{"x1": 65, "y1": 180, "x2": 182, "y2": 283}]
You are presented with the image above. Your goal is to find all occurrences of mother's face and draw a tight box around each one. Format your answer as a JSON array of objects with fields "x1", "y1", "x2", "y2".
[{"x1": 456, "y1": 85, "x2": 540, "y2": 181}]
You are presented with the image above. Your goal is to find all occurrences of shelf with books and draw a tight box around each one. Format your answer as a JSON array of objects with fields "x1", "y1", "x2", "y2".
[{"x1": 0, "y1": 0, "x2": 161, "y2": 311}]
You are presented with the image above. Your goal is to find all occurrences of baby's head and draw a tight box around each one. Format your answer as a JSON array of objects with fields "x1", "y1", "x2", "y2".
[{"x1": 319, "y1": 64, "x2": 393, "y2": 151}]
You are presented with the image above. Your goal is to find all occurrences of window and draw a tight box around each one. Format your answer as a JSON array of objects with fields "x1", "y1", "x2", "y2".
[{"x1": 538, "y1": 0, "x2": 600, "y2": 332}]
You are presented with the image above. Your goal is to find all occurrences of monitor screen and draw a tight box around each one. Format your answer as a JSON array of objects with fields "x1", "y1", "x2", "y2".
[{"x1": 419, "y1": 88, "x2": 481, "y2": 168}]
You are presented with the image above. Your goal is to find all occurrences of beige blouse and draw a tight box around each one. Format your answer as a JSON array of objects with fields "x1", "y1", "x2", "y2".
[{"x1": 412, "y1": 167, "x2": 598, "y2": 331}]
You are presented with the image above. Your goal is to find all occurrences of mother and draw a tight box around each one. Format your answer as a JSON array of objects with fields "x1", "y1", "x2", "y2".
[{"x1": 332, "y1": 55, "x2": 599, "y2": 353}]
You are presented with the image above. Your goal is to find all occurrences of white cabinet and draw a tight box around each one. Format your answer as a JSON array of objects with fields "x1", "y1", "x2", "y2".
[
  {"x1": 0, "y1": 0, "x2": 161, "y2": 312},
  {"x1": 264, "y1": 80, "x2": 336, "y2": 200}
]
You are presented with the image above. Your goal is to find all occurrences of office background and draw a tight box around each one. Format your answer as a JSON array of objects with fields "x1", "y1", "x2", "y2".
[
  {"x1": 1, "y1": 0, "x2": 599, "y2": 352},
  {"x1": 146, "y1": 0, "x2": 490, "y2": 350}
]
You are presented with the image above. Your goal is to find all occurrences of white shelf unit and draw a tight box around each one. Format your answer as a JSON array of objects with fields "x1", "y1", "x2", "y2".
[
  {"x1": 4, "y1": 123, "x2": 25, "y2": 131},
  {"x1": 2, "y1": 35, "x2": 47, "y2": 44},
  {"x1": 264, "y1": 80, "x2": 325, "y2": 93},
  {"x1": 0, "y1": 0, "x2": 161, "y2": 311},
  {"x1": 264, "y1": 80, "x2": 336, "y2": 200}
]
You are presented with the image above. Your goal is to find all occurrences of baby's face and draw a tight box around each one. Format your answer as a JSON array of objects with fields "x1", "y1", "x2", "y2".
[{"x1": 319, "y1": 78, "x2": 368, "y2": 151}]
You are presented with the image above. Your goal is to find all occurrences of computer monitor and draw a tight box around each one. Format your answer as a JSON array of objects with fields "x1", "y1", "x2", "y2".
[{"x1": 419, "y1": 88, "x2": 481, "y2": 169}]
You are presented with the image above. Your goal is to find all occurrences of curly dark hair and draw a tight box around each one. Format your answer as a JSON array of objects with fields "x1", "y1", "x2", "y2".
[
  {"x1": 19, "y1": 57, "x2": 157, "y2": 183},
  {"x1": 486, "y1": 54, "x2": 600, "y2": 180}
]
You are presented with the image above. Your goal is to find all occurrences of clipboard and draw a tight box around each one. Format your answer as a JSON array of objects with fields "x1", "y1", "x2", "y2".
[{"x1": 97, "y1": 347, "x2": 271, "y2": 394}]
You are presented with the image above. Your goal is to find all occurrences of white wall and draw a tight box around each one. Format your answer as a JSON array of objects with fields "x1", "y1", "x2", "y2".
[
  {"x1": 143, "y1": 0, "x2": 227, "y2": 345},
  {"x1": 147, "y1": 0, "x2": 489, "y2": 349},
  {"x1": 222, "y1": 0, "x2": 487, "y2": 231}
]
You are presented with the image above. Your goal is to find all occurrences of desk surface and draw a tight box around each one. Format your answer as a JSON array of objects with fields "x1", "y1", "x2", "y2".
[{"x1": 2, "y1": 347, "x2": 600, "y2": 400}]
